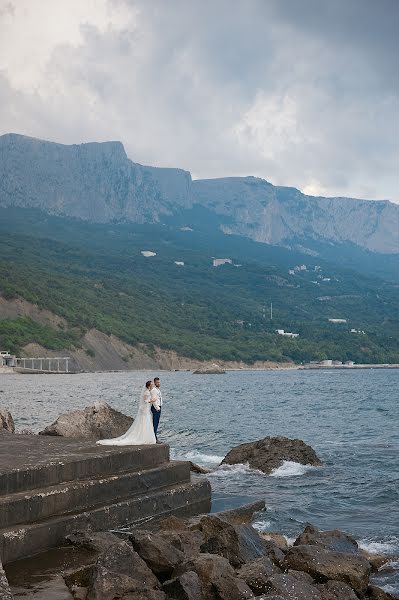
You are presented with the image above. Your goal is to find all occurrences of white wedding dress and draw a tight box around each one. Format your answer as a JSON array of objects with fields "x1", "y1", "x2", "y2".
[{"x1": 97, "y1": 386, "x2": 156, "y2": 446}]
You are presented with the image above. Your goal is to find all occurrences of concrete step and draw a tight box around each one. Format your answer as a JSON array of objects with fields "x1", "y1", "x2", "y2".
[
  {"x1": 0, "y1": 477, "x2": 212, "y2": 563},
  {"x1": 0, "y1": 461, "x2": 191, "y2": 529},
  {"x1": 0, "y1": 434, "x2": 170, "y2": 495}
]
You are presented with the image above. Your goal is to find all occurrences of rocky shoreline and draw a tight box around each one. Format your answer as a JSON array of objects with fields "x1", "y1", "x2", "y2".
[
  {"x1": 4, "y1": 504, "x2": 397, "y2": 599},
  {"x1": 0, "y1": 405, "x2": 397, "y2": 599}
]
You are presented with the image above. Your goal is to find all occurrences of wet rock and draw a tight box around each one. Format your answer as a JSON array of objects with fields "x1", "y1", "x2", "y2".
[
  {"x1": 162, "y1": 571, "x2": 203, "y2": 600},
  {"x1": 94, "y1": 540, "x2": 159, "y2": 588},
  {"x1": 215, "y1": 500, "x2": 266, "y2": 525},
  {"x1": 221, "y1": 436, "x2": 322, "y2": 474},
  {"x1": 285, "y1": 545, "x2": 371, "y2": 595},
  {"x1": 66, "y1": 531, "x2": 122, "y2": 553},
  {"x1": 158, "y1": 516, "x2": 189, "y2": 532},
  {"x1": 70, "y1": 586, "x2": 88, "y2": 600},
  {"x1": 12, "y1": 575, "x2": 74, "y2": 599},
  {"x1": 294, "y1": 525, "x2": 359, "y2": 554},
  {"x1": 122, "y1": 592, "x2": 166, "y2": 600},
  {"x1": 360, "y1": 550, "x2": 395, "y2": 571},
  {"x1": 0, "y1": 408, "x2": 14, "y2": 433},
  {"x1": 316, "y1": 580, "x2": 358, "y2": 599},
  {"x1": 173, "y1": 553, "x2": 254, "y2": 600},
  {"x1": 88, "y1": 566, "x2": 151, "y2": 600},
  {"x1": 287, "y1": 569, "x2": 314, "y2": 585},
  {"x1": 39, "y1": 401, "x2": 133, "y2": 440},
  {"x1": 0, "y1": 558, "x2": 13, "y2": 600},
  {"x1": 195, "y1": 515, "x2": 268, "y2": 567},
  {"x1": 237, "y1": 555, "x2": 279, "y2": 595},
  {"x1": 130, "y1": 530, "x2": 185, "y2": 579},
  {"x1": 260, "y1": 533, "x2": 289, "y2": 552},
  {"x1": 367, "y1": 584, "x2": 396, "y2": 599},
  {"x1": 263, "y1": 573, "x2": 321, "y2": 600},
  {"x1": 189, "y1": 461, "x2": 212, "y2": 474},
  {"x1": 262, "y1": 540, "x2": 286, "y2": 569},
  {"x1": 165, "y1": 530, "x2": 204, "y2": 559}
]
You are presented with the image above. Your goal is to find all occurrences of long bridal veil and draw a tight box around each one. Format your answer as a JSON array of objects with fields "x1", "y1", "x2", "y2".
[{"x1": 97, "y1": 385, "x2": 156, "y2": 446}]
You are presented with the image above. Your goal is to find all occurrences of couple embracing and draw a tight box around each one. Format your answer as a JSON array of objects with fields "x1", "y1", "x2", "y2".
[{"x1": 97, "y1": 377, "x2": 163, "y2": 446}]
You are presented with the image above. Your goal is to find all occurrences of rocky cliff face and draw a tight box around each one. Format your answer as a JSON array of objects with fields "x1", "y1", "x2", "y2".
[
  {"x1": 192, "y1": 177, "x2": 399, "y2": 254},
  {"x1": 0, "y1": 133, "x2": 192, "y2": 223},
  {"x1": 1, "y1": 133, "x2": 399, "y2": 254}
]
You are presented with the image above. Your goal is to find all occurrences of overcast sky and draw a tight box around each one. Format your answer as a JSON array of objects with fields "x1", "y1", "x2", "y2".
[{"x1": 0, "y1": 0, "x2": 398, "y2": 201}]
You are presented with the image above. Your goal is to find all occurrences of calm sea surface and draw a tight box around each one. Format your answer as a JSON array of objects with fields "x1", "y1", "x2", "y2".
[{"x1": 1, "y1": 369, "x2": 398, "y2": 593}]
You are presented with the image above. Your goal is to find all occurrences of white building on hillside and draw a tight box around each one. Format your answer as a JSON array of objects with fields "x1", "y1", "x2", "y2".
[
  {"x1": 276, "y1": 329, "x2": 299, "y2": 338},
  {"x1": 213, "y1": 258, "x2": 232, "y2": 267}
]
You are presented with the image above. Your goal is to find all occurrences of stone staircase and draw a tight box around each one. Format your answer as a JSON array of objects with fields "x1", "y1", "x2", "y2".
[{"x1": 0, "y1": 434, "x2": 211, "y2": 564}]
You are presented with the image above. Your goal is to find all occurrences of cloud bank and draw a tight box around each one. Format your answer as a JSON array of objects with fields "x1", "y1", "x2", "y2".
[{"x1": 0, "y1": 0, "x2": 398, "y2": 201}]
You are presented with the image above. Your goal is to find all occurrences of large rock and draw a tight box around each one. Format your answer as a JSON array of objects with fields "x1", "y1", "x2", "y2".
[
  {"x1": 39, "y1": 401, "x2": 133, "y2": 439},
  {"x1": 0, "y1": 409, "x2": 14, "y2": 433},
  {"x1": 0, "y1": 558, "x2": 13, "y2": 600},
  {"x1": 221, "y1": 436, "x2": 322, "y2": 474},
  {"x1": 66, "y1": 531, "x2": 123, "y2": 553},
  {"x1": 194, "y1": 515, "x2": 268, "y2": 567},
  {"x1": 162, "y1": 571, "x2": 203, "y2": 600},
  {"x1": 237, "y1": 556, "x2": 279, "y2": 595},
  {"x1": 367, "y1": 585, "x2": 397, "y2": 599},
  {"x1": 263, "y1": 573, "x2": 321, "y2": 600},
  {"x1": 130, "y1": 530, "x2": 185, "y2": 579},
  {"x1": 88, "y1": 567, "x2": 155, "y2": 600},
  {"x1": 285, "y1": 545, "x2": 371, "y2": 595},
  {"x1": 294, "y1": 525, "x2": 359, "y2": 554},
  {"x1": 316, "y1": 580, "x2": 358, "y2": 599},
  {"x1": 173, "y1": 554, "x2": 254, "y2": 600}
]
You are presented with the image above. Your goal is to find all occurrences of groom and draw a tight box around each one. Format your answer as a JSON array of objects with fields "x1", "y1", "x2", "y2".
[{"x1": 150, "y1": 376, "x2": 162, "y2": 442}]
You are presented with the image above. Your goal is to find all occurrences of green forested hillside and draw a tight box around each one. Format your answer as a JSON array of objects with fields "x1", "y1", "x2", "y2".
[{"x1": 1, "y1": 207, "x2": 399, "y2": 364}]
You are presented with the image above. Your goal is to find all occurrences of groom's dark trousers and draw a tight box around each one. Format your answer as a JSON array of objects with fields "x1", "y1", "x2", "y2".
[{"x1": 151, "y1": 405, "x2": 161, "y2": 437}]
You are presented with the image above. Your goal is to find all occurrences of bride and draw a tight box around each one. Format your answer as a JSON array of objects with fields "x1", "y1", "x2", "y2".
[{"x1": 97, "y1": 381, "x2": 156, "y2": 446}]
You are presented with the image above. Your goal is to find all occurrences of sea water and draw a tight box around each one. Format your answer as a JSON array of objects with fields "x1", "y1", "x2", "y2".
[{"x1": 1, "y1": 369, "x2": 398, "y2": 593}]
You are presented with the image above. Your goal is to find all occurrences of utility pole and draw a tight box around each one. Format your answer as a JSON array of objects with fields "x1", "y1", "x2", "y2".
[{"x1": 270, "y1": 302, "x2": 273, "y2": 321}]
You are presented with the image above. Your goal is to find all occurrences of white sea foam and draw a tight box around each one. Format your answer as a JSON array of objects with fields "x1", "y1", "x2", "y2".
[
  {"x1": 359, "y1": 538, "x2": 399, "y2": 555},
  {"x1": 270, "y1": 461, "x2": 317, "y2": 478},
  {"x1": 252, "y1": 520, "x2": 272, "y2": 532},
  {"x1": 183, "y1": 450, "x2": 224, "y2": 465},
  {"x1": 207, "y1": 462, "x2": 264, "y2": 479}
]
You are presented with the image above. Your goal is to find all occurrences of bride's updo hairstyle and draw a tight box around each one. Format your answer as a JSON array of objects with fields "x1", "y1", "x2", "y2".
[{"x1": 145, "y1": 380, "x2": 152, "y2": 389}]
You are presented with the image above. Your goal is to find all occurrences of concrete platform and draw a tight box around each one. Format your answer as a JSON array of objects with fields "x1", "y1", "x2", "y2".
[{"x1": 0, "y1": 434, "x2": 211, "y2": 564}]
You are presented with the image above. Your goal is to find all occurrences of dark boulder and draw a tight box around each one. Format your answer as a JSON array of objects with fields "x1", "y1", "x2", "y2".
[
  {"x1": 94, "y1": 540, "x2": 159, "y2": 588},
  {"x1": 287, "y1": 569, "x2": 314, "y2": 585},
  {"x1": 162, "y1": 571, "x2": 203, "y2": 600},
  {"x1": 263, "y1": 573, "x2": 322, "y2": 600},
  {"x1": 260, "y1": 532, "x2": 289, "y2": 552},
  {"x1": 237, "y1": 555, "x2": 279, "y2": 595},
  {"x1": 189, "y1": 461, "x2": 212, "y2": 474},
  {"x1": 221, "y1": 436, "x2": 322, "y2": 474},
  {"x1": 294, "y1": 525, "x2": 359, "y2": 554},
  {"x1": 194, "y1": 514, "x2": 268, "y2": 567},
  {"x1": 0, "y1": 409, "x2": 14, "y2": 433},
  {"x1": 66, "y1": 531, "x2": 123, "y2": 553},
  {"x1": 130, "y1": 530, "x2": 185, "y2": 579},
  {"x1": 285, "y1": 545, "x2": 371, "y2": 595},
  {"x1": 0, "y1": 558, "x2": 13, "y2": 600},
  {"x1": 173, "y1": 553, "x2": 254, "y2": 600},
  {"x1": 316, "y1": 580, "x2": 358, "y2": 599},
  {"x1": 39, "y1": 401, "x2": 133, "y2": 440},
  {"x1": 120, "y1": 592, "x2": 166, "y2": 600},
  {"x1": 262, "y1": 540, "x2": 286, "y2": 569},
  {"x1": 367, "y1": 584, "x2": 397, "y2": 599},
  {"x1": 215, "y1": 500, "x2": 266, "y2": 525}
]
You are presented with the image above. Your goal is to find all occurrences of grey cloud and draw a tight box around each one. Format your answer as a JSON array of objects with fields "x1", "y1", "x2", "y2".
[{"x1": 0, "y1": 0, "x2": 398, "y2": 201}]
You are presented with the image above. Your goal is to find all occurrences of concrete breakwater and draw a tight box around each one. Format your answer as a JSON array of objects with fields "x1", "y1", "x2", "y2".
[{"x1": 0, "y1": 433, "x2": 211, "y2": 565}]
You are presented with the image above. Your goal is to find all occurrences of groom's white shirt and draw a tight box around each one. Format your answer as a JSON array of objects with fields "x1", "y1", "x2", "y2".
[{"x1": 151, "y1": 386, "x2": 162, "y2": 411}]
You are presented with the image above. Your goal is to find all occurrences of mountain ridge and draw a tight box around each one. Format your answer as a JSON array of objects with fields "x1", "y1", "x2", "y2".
[{"x1": 1, "y1": 132, "x2": 399, "y2": 254}]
